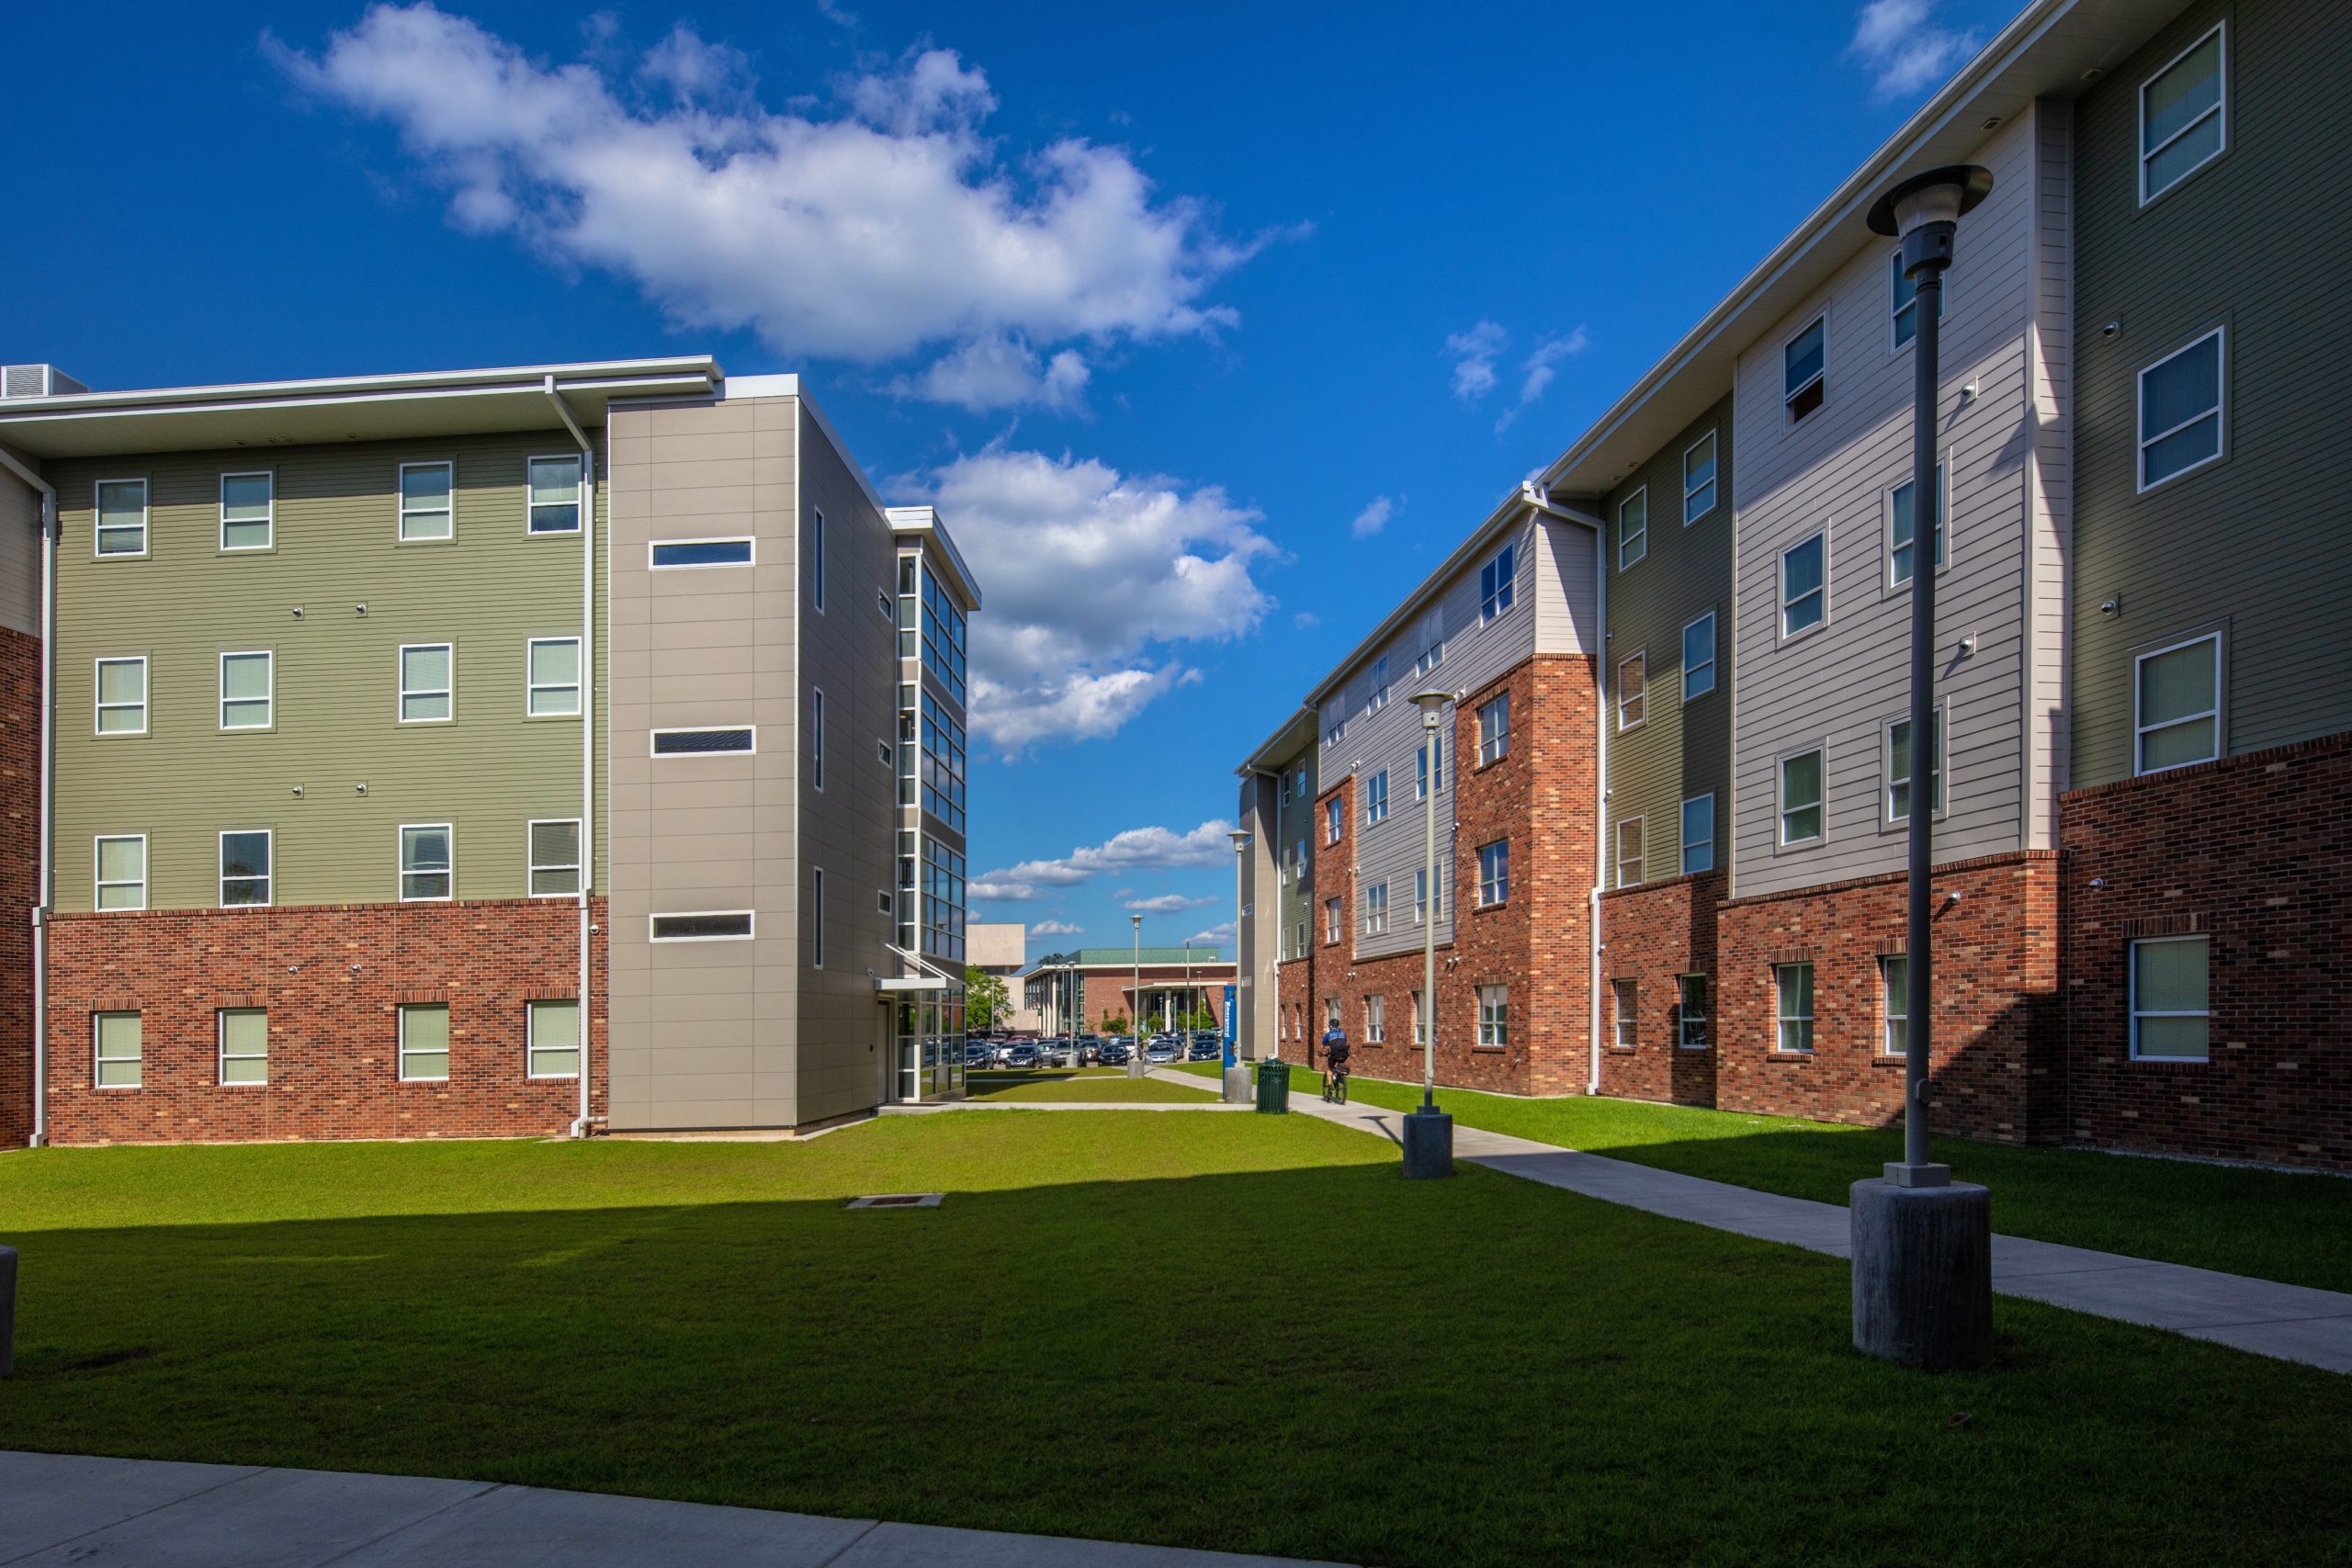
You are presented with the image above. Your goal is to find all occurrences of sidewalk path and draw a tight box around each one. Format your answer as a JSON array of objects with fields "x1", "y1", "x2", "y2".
[
  {"x1": 0, "y1": 1451, "x2": 1350, "y2": 1568},
  {"x1": 1153, "y1": 1068, "x2": 2352, "y2": 1374}
]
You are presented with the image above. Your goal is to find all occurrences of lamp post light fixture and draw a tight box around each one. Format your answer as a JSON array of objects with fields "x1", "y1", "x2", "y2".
[
  {"x1": 1227, "y1": 829, "x2": 1253, "y2": 1103},
  {"x1": 1402, "y1": 690, "x2": 1454, "y2": 1179},
  {"x1": 1128, "y1": 913, "x2": 1148, "y2": 1078},
  {"x1": 1852, "y1": 163, "x2": 1995, "y2": 1370}
]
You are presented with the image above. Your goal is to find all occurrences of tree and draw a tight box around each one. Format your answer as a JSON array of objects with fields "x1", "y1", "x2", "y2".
[{"x1": 964, "y1": 966, "x2": 1011, "y2": 1032}]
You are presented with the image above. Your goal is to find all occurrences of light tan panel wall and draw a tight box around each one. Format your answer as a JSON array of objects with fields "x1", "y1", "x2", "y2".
[
  {"x1": 0, "y1": 454, "x2": 41, "y2": 635},
  {"x1": 605, "y1": 394, "x2": 799, "y2": 1131}
]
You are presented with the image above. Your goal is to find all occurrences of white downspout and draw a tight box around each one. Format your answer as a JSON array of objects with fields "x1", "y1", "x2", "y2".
[
  {"x1": 546, "y1": 379, "x2": 596, "y2": 1139},
  {"x1": 0, "y1": 446, "x2": 56, "y2": 1146}
]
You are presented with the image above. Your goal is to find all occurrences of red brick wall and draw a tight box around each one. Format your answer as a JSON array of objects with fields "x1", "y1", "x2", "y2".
[
  {"x1": 0, "y1": 628, "x2": 36, "y2": 1147},
  {"x1": 1598, "y1": 870, "x2": 1724, "y2": 1107},
  {"x1": 1275, "y1": 956, "x2": 1317, "y2": 1062},
  {"x1": 1713, "y1": 852, "x2": 2056, "y2": 1142},
  {"x1": 42, "y1": 897, "x2": 608, "y2": 1145},
  {"x1": 2062, "y1": 733, "x2": 2352, "y2": 1170},
  {"x1": 1521, "y1": 656, "x2": 1600, "y2": 1095}
]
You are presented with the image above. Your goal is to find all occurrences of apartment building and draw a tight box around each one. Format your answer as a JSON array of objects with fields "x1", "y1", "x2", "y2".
[
  {"x1": 0, "y1": 358, "x2": 978, "y2": 1145},
  {"x1": 1238, "y1": 0, "x2": 2351, "y2": 1170}
]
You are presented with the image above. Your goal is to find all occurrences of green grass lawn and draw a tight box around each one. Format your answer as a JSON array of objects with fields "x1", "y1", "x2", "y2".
[
  {"x1": 1193, "y1": 1060, "x2": 2352, "y2": 1292},
  {"x1": 965, "y1": 1069, "x2": 1214, "y2": 1103},
  {"x1": 2, "y1": 1117, "x2": 2349, "y2": 1567}
]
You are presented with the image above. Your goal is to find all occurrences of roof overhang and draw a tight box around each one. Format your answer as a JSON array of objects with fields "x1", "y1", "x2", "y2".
[
  {"x1": 0, "y1": 356, "x2": 722, "y2": 459},
  {"x1": 1239, "y1": 705, "x2": 1317, "y2": 774},
  {"x1": 887, "y1": 505, "x2": 983, "y2": 612},
  {"x1": 876, "y1": 976, "x2": 953, "y2": 994}
]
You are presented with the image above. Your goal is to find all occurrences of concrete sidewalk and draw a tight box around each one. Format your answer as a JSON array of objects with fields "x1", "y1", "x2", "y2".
[
  {"x1": 0, "y1": 1451, "x2": 1350, "y2": 1568},
  {"x1": 1170, "y1": 1067, "x2": 2352, "y2": 1375}
]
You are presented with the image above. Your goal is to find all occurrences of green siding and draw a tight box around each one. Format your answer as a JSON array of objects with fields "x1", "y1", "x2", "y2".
[
  {"x1": 2072, "y1": 0, "x2": 2352, "y2": 785},
  {"x1": 1599, "y1": 396, "x2": 1735, "y2": 884},
  {"x1": 47, "y1": 431, "x2": 608, "y2": 911}
]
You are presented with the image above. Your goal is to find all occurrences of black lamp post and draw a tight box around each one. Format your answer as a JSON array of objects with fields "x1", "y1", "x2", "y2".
[{"x1": 1851, "y1": 164, "x2": 1994, "y2": 1370}]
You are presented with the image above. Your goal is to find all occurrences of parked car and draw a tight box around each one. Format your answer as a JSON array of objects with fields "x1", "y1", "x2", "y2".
[
  {"x1": 1096, "y1": 1039, "x2": 1131, "y2": 1066},
  {"x1": 1186, "y1": 1038, "x2": 1221, "y2": 1062},
  {"x1": 1144, "y1": 1040, "x2": 1181, "y2": 1065},
  {"x1": 1003, "y1": 1043, "x2": 1041, "y2": 1069},
  {"x1": 963, "y1": 1043, "x2": 991, "y2": 1069},
  {"x1": 1077, "y1": 1034, "x2": 1104, "y2": 1065},
  {"x1": 1036, "y1": 1040, "x2": 1070, "y2": 1067}
]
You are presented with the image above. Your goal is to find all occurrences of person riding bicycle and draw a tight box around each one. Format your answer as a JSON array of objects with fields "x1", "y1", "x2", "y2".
[{"x1": 1320, "y1": 1022, "x2": 1351, "y2": 1100}]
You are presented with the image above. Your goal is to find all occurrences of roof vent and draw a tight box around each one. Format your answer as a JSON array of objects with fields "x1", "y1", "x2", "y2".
[{"x1": 2, "y1": 365, "x2": 89, "y2": 400}]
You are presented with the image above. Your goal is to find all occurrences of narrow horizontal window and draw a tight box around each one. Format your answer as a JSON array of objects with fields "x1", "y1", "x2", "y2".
[
  {"x1": 650, "y1": 537, "x2": 752, "y2": 569},
  {"x1": 651, "y1": 727, "x2": 754, "y2": 756},
  {"x1": 399, "y1": 461, "x2": 454, "y2": 541},
  {"x1": 220, "y1": 471, "x2": 274, "y2": 551},
  {"x1": 651, "y1": 911, "x2": 754, "y2": 941},
  {"x1": 96, "y1": 479, "x2": 148, "y2": 557},
  {"x1": 527, "y1": 455, "x2": 583, "y2": 534}
]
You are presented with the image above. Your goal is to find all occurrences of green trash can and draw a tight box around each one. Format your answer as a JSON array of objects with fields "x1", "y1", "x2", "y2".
[{"x1": 1255, "y1": 1060, "x2": 1292, "y2": 1114}]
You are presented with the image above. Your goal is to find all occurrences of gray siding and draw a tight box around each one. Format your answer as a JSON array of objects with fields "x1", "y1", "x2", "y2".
[
  {"x1": 2070, "y1": 0, "x2": 2352, "y2": 784},
  {"x1": 2026, "y1": 97, "x2": 2075, "y2": 843},
  {"x1": 1235, "y1": 768, "x2": 1280, "y2": 1059},
  {"x1": 1731, "y1": 112, "x2": 2042, "y2": 897}
]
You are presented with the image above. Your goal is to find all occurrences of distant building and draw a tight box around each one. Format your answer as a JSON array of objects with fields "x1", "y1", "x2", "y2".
[
  {"x1": 1023, "y1": 947, "x2": 1236, "y2": 1036},
  {"x1": 967, "y1": 921, "x2": 1034, "y2": 1030}
]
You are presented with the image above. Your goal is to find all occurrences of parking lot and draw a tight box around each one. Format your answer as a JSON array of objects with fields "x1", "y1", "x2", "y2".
[{"x1": 963, "y1": 1032, "x2": 1227, "y2": 1072}]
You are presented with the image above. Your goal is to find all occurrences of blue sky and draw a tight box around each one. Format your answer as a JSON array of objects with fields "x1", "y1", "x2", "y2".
[{"x1": 8, "y1": 0, "x2": 2017, "y2": 961}]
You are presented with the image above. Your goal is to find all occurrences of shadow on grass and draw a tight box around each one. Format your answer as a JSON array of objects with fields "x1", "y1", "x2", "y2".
[{"x1": 2, "y1": 1129, "x2": 2349, "y2": 1568}]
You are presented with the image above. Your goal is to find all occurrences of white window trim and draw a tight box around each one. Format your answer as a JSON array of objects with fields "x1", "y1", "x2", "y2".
[
  {"x1": 1776, "y1": 744, "x2": 1827, "y2": 850},
  {"x1": 1781, "y1": 313, "x2": 1826, "y2": 425},
  {"x1": 1677, "y1": 975, "x2": 1709, "y2": 1051},
  {"x1": 526, "y1": 453, "x2": 584, "y2": 536},
  {"x1": 398, "y1": 1003, "x2": 450, "y2": 1083},
  {"x1": 2133, "y1": 630, "x2": 2224, "y2": 776},
  {"x1": 1616, "y1": 815, "x2": 1645, "y2": 889},
  {"x1": 1477, "y1": 984, "x2": 1508, "y2": 1048},
  {"x1": 219, "y1": 828, "x2": 272, "y2": 908},
  {"x1": 219, "y1": 469, "x2": 275, "y2": 552},
  {"x1": 1476, "y1": 839, "x2": 1510, "y2": 908},
  {"x1": 1882, "y1": 703, "x2": 1949, "y2": 828},
  {"x1": 525, "y1": 637, "x2": 582, "y2": 718},
  {"x1": 398, "y1": 822, "x2": 455, "y2": 904},
  {"x1": 1681, "y1": 792, "x2": 1715, "y2": 876},
  {"x1": 397, "y1": 460, "x2": 457, "y2": 543},
  {"x1": 219, "y1": 649, "x2": 274, "y2": 731},
  {"x1": 526, "y1": 818, "x2": 582, "y2": 899},
  {"x1": 1779, "y1": 530, "x2": 1829, "y2": 643},
  {"x1": 648, "y1": 536, "x2": 755, "y2": 570},
  {"x1": 526, "y1": 998, "x2": 583, "y2": 1081},
  {"x1": 94, "y1": 478, "x2": 150, "y2": 559},
  {"x1": 1478, "y1": 543, "x2": 1516, "y2": 625},
  {"x1": 1886, "y1": 249, "x2": 1950, "y2": 355},
  {"x1": 1682, "y1": 610, "x2": 1717, "y2": 701},
  {"x1": 2136, "y1": 326, "x2": 2227, "y2": 493},
  {"x1": 95, "y1": 1011, "x2": 142, "y2": 1089},
  {"x1": 1364, "y1": 770, "x2": 1389, "y2": 826},
  {"x1": 1612, "y1": 978, "x2": 1637, "y2": 1049},
  {"x1": 219, "y1": 1008, "x2": 268, "y2": 1087},
  {"x1": 1682, "y1": 431, "x2": 1718, "y2": 525},
  {"x1": 2139, "y1": 21, "x2": 2227, "y2": 209},
  {"x1": 650, "y1": 726, "x2": 758, "y2": 757},
  {"x1": 2129, "y1": 934, "x2": 2211, "y2": 1062},
  {"x1": 1616, "y1": 649, "x2": 1646, "y2": 732},
  {"x1": 397, "y1": 642, "x2": 456, "y2": 725},
  {"x1": 1883, "y1": 459, "x2": 1951, "y2": 592},
  {"x1": 95, "y1": 832, "x2": 148, "y2": 912},
  {"x1": 1478, "y1": 693, "x2": 1510, "y2": 766},
  {"x1": 95, "y1": 655, "x2": 149, "y2": 737},
  {"x1": 1618, "y1": 486, "x2": 1648, "y2": 570},
  {"x1": 1775, "y1": 963, "x2": 1815, "y2": 1054},
  {"x1": 1881, "y1": 954, "x2": 1909, "y2": 1058},
  {"x1": 650, "y1": 910, "x2": 756, "y2": 942},
  {"x1": 1326, "y1": 795, "x2": 1342, "y2": 846},
  {"x1": 1365, "y1": 994, "x2": 1385, "y2": 1044}
]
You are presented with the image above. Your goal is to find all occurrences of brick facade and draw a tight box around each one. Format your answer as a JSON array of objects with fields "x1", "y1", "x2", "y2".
[
  {"x1": 40, "y1": 897, "x2": 608, "y2": 1145},
  {"x1": 1597, "y1": 870, "x2": 1724, "y2": 1106},
  {"x1": 2061, "y1": 734, "x2": 2352, "y2": 1171},
  {"x1": 0, "y1": 628, "x2": 36, "y2": 1148}
]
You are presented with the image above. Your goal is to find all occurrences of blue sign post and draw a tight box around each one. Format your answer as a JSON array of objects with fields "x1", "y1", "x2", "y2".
[{"x1": 1222, "y1": 983, "x2": 1238, "y2": 1067}]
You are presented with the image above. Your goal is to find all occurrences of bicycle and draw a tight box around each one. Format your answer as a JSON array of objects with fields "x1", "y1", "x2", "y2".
[{"x1": 1322, "y1": 1060, "x2": 1350, "y2": 1105}]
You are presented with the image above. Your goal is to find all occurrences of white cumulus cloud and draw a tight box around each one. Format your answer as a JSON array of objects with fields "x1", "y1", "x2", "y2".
[
  {"x1": 1124, "y1": 893, "x2": 1216, "y2": 914},
  {"x1": 975, "y1": 820, "x2": 1236, "y2": 900},
  {"x1": 1495, "y1": 326, "x2": 1590, "y2": 433},
  {"x1": 1184, "y1": 921, "x2": 1235, "y2": 948},
  {"x1": 1030, "y1": 919, "x2": 1084, "y2": 936},
  {"x1": 1444, "y1": 321, "x2": 1507, "y2": 401},
  {"x1": 1849, "y1": 0, "x2": 1982, "y2": 102},
  {"x1": 1350, "y1": 495, "x2": 1396, "y2": 539},
  {"x1": 891, "y1": 333, "x2": 1091, "y2": 413}
]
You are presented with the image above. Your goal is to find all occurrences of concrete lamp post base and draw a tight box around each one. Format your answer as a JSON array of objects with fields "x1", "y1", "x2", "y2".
[
  {"x1": 1849, "y1": 1174, "x2": 1993, "y2": 1370},
  {"x1": 1222, "y1": 1064, "x2": 1253, "y2": 1104},
  {"x1": 1401, "y1": 1106, "x2": 1453, "y2": 1179}
]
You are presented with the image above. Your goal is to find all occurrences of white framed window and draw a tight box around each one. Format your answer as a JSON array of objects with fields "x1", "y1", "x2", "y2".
[
  {"x1": 220, "y1": 1008, "x2": 268, "y2": 1086},
  {"x1": 1882, "y1": 954, "x2": 1909, "y2": 1057},
  {"x1": 1479, "y1": 542, "x2": 1516, "y2": 623},
  {"x1": 96, "y1": 479, "x2": 149, "y2": 557},
  {"x1": 1292, "y1": 839, "x2": 1306, "y2": 886},
  {"x1": 220, "y1": 471, "x2": 274, "y2": 551},
  {"x1": 1682, "y1": 612, "x2": 1716, "y2": 700},
  {"x1": 2131, "y1": 935, "x2": 2210, "y2": 1061},
  {"x1": 1365, "y1": 994, "x2": 1385, "y2": 1043},
  {"x1": 811, "y1": 686, "x2": 826, "y2": 790},
  {"x1": 1325, "y1": 897, "x2": 1341, "y2": 943},
  {"x1": 528, "y1": 818, "x2": 582, "y2": 897},
  {"x1": 399, "y1": 1003, "x2": 450, "y2": 1082},
  {"x1": 1368, "y1": 654, "x2": 1389, "y2": 715},
  {"x1": 651, "y1": 727, "x2": 755, "y2": 756},
  {"x1": 1618, "y1": 486, "x2": 1648, "y2": 570},
  {"x1": 1781, "y1": 532, "x2": 1826, "y2": 638},
  {"x1": 809, "y1": 508, "x2": 827, "y2": 611},
  {"x1": 2139, "y1": 329, "x2": 2224, "y2": 491},
  {"x1": 1612, "y1": 978, "x2": 1636, "y2": 1048},
  {"x1": 526, "y1": 454, "x2": 582, "y2": 534},
  {"x1": 1775, "y1": 963, "x2": 1815, "y2": 1053},
  {"x1": 1887, "y1": 463, "x2": 1948, "y2": 586},
  {"x1": 1617, "y1": 651, "x2": 1646, "y2": 730},
  {"x1": 1364, "y1": 770, "x2": 1389, "y2": 825},
  {"x1": 1324, "y1": 997, "x2": 1341, "y2": 1031},
  {"x1": 2141, "y1": 22, "x2": 2225, "y2": 206},
  {"x1": 220, "y1": 650, "x2": 273, "y2": 730},
  {"x1": 1412, "y1": 989, "x2": 1429, "y2": 1045},
  {"x1": 220, "y1": 829, "x2": 271, "y2": 907},
  {"x1": 398, "y1": 461, "x2": 456, "y2": 541},
  {"x1": 1616, "y1": 817, "x2": 1645, "y2": 888},
  {"x1": 1477, "y1": 985, "x2": 1508, "y2": 1048},
  {"x1": 96, "y1": 656, "x2": 148, "y2": 735},
  {"x1": 1778, "y1": 747, "x2": 1825, "y2": 847},
  {"x1": 1783, "y1": 315, "x2": 1826, "y2": 424},
  {"x1": 96, "y1": 834, "x2": 146, "y2": 911},
  {"x1": 1415, "y1": 608, "x2": 1446, "y2": 676},
  {"x1": 1678, "y1": 975, "x2": 1709, "y2": 1050},
  {"x1": 2135, "y1": 632, "x2": 2222, "y2": 773},
  {"x1": 1681, "y1": 793, "x2": 1714, "y2": 875},
  {"x1": 1885, "y1": 707, "x2": 1945, "y2": 823},
  {"x1": 526, "y1": 638, "x2": 582, "y2": 717},
  {"x1": 1477, "y1": 839, "x2": 1509, "y2": 907},
  {"x1": 1683, "y1": 432, "x2": 1717, "y2": 525},
  {"x1": 1415, "y1": 735, "x2": 1443, "y2": 800},
  {"x1": 398, "y1": 643, "x2": 454, "y2": 724},
  {"x1": 650, "y1": 536, "x2": 753, "y2": 569},
  {"x1": 650, "y1": 911, "x2": 754, "y2": 942},
  {"x1": 812, "y1": 865, "x2": 826, "y2": 967},
  {"x1": 527, "y1": 998, "x2": 582, "y2": 1079},
  {"x1": 1414, "y1": 867, "x2": 1434, "y2": 924},
  {"x1": 95, "y1": 1010, "x2": 142, "y2": 1089},
  {"x1": 1888, "y1": 251, "x2": 1946, "y2": 352},
  {"x1": 399, "y1": 823, "x2": 453, "y2": 902},
  {"x1": 1363, "y1": 883, "x2": 1388, "y2": 936},
  {"x1": 1324, "y1": 795, "x2": 1344, "y2": 844},
  {"x1": 1477, "y1": 692, "x2": 1510, "y2": 765}
]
